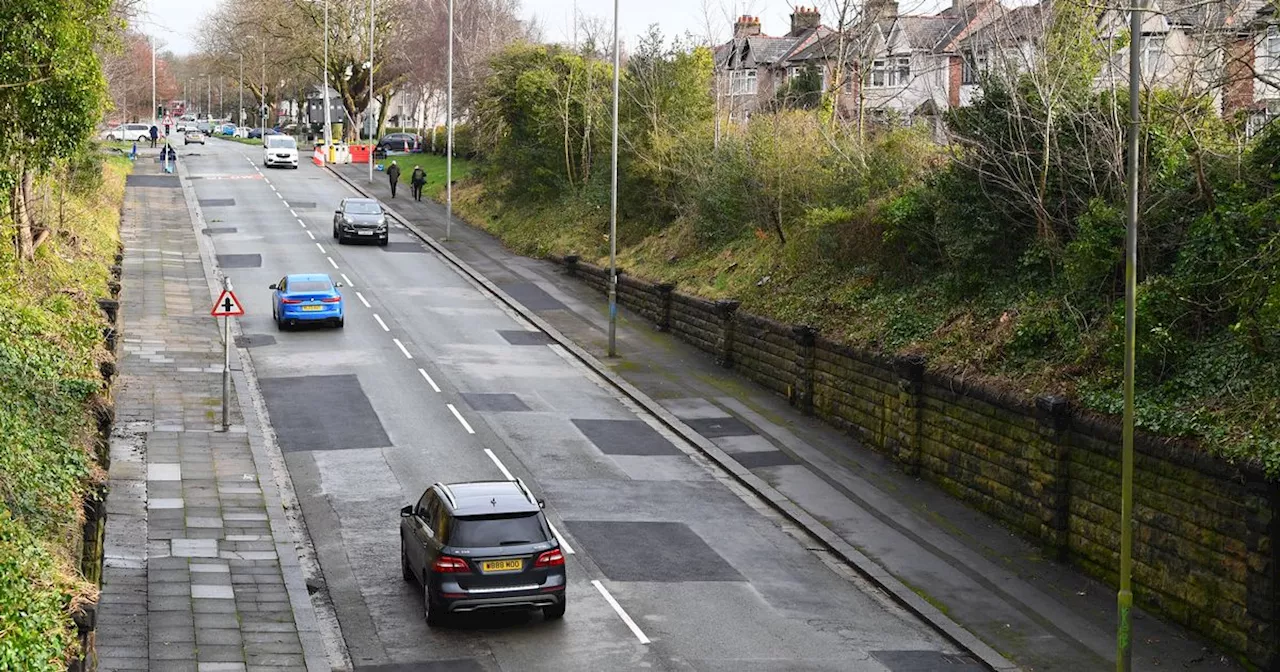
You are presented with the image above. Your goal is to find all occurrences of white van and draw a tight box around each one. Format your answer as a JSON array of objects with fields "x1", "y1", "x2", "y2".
[{"x1": 264, "y1": 136, "x2": 299, "y2": 169}]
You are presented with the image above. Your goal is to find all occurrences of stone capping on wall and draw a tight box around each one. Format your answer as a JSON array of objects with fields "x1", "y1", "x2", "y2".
[{"x1": 550, "y1": 255, "x2": 1278, "y2": 668}]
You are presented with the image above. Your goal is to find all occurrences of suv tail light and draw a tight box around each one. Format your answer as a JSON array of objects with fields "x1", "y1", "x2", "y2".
[
  {"x1": 320, "y1": 297, "x2": 341, "y2": 303},
  {"x1": 534, "y1": 549, "x2": 564, "y2": 568},
  {"x1": 432, "y1": 556, "x2": 469, "y2": 573}
]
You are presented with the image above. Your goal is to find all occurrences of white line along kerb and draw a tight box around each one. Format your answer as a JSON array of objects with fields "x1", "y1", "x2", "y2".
[
  {"x1": 392, "y1": 338, "x2": 413, "y2": 359},
  {"x1": 484, "y1": 448, "x2": 514, "y2": 479},
  {"x1": 592, "y1": 580, "x2": 650, "y2": 644},
  {"x1": 417, "y1": 368, "x2": 441, "y2": 392},
  {"x1": 373, "y1": 313, "x2": 389, "y2": 331},
  {"x1": 446, "y1": 404, "x2": 475, "y2": 434},
  {"x1": 355, "y1": 292, "x2": 371, "y2": 308}
]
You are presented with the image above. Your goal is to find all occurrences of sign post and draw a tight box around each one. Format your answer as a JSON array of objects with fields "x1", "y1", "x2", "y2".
[{"x1": 210, "y1": 279, "x2": 245, "y2": 431}]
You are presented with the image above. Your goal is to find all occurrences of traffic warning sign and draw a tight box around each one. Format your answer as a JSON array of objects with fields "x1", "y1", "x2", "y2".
[{"x1": 211, "y1": 289, "x2": 245, "y2": 317}]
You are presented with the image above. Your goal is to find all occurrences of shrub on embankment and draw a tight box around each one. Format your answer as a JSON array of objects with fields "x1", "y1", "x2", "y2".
[{"x1": 0, "y1": 153, "x2": 128, "y2": 669}]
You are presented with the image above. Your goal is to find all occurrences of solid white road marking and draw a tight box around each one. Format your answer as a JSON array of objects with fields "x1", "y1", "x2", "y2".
[
  {"x1": 592, "y1": 580, "x2": 650, "y2": 644},
  {"x1": 316, "y1": 242, "x2": 326, "y2": 253},
  {"x1": 355, "y1": 292, "x2": 370, "y2": 308},
  {"x1": 327, "y1": 257, "x2": 338, "y2": 269},
  {"x1": 393, "y1": 338, "x2": 413, "y2": 359},
  {"x1": 417, "y1": 368, "x2": 441, "y2": 392},
  {"x1": 484, "y1": 449, "x2": 514, "y2": 480},
  {"x1": 373, "y1": 313, "x2": 389, "y2": 331},
  {"x1": 341, "y1": 273, "x2": 353, "y2": 287},
  {"x1": 447, "y1": 404, "x2": 475, "y2": 434},
  {"x1": 548, "y1": 522, "x2": 575, "y2": 555},
  {"x1": 306, "y1": 230, "x2": 315, "y2": 240}
]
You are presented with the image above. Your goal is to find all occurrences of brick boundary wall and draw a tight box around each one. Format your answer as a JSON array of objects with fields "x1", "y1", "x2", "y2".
[{"x1": 553, "y1": 255, "x2": 1278, "y2": 668}]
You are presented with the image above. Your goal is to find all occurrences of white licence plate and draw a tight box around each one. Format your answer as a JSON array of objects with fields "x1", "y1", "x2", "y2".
[{"x1": 358, "y1": 230, "x2": 372, "y2": 235}]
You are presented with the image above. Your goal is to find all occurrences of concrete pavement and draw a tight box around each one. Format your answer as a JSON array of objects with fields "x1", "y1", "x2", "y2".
[
  {"x1": 331, "y1": 160, "x2": 1243, "y2": 672},
  {"x1": 94, "y1": 149, "x2": 328, "y2": 671}
]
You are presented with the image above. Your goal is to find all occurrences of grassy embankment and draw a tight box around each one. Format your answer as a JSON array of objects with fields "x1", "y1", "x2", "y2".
[
  {"x1": 0, "y1": 153, "x2": 129, "y2": 668},
  {"x1": 375, "y1": 153, "x2": 473, "y2": 199}
]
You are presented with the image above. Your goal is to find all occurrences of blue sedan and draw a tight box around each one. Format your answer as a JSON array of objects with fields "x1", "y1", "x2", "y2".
[{"x1": 270, "y1": 274, "x2": 344, "y2": 330}]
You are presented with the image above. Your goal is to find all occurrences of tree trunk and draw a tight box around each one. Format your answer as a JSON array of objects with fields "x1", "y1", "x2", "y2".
[{"x1": 376, "y1": 93, "x2": 390, "y2": 139}]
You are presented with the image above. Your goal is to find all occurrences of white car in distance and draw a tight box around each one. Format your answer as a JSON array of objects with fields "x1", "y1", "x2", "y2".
[{"x1": 264, "y1": 135, "x2": 299, "y2": 169}]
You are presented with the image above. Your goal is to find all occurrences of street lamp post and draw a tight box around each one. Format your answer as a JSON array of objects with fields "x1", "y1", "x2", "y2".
[
  {"x1": 323, "y1": 0, "x2": 333, "y2": 160},
  {"x1": 368, "y1": 0, "x2": 374, "y2": 183},
  {"x1": 205, "y1": 74, "x2": 211, "y2": 119},
  {"x1": 606, "y1": 0, "x2": 620, "y2": 356},
  {"x1": 445, "y1": 0, "x2": 453, "y2": 240},
  {"x1": 151, "y1": 34, "x2": 156, "y2": 128},
  {"x1": 239, "y1": 53, "x2": 244, "y2": 126}
]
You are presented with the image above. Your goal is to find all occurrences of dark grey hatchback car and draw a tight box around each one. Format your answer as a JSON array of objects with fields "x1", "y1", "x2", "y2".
[
  {"x1": 332, "y1": 197, "x2": 388, "y2": 246},
  {"x1": 400, "y1": 480, "x2": 567, "y2": 626}
]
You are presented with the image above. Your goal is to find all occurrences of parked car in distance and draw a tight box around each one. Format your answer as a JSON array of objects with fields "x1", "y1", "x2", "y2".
[
  {"x1": 219, "y1": 123, "x2": 237, "y2": 136},
  {"x1": 332, "y1": 198, "x2": 388, "y2": 246},
  {"x1": 196, "y1": 121, "x2": 212, "y2": 133},
  {"x1": 400, "y1": 480, "x2": 566, "y2": 626},
  {"x1": 234, "y1": 126, "x2": 251, "y2": 138},
  {"x1": 270, "y1": 274, "x2": 344, "y2": 329},
  {"x1": 263, "y1": 135, "x2": 299, "y2": 169},
  {"x1": 103, "y1": 123, "x2": 152, "y2": 142},
  {"x1": 184, "y1": 130, "x2": 205, "y2": 145},
  {"x1": 377, "y1": 132, "x2": 422, "y2": 153}
]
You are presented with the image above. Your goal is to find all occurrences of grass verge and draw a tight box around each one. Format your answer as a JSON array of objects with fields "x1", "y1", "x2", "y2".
[
  {"x1": 373, "y1": 154, "x2": 473, "y2": 200},
  {"x1": 0, "y1": 154, "x2": 129, "y2": 668}
]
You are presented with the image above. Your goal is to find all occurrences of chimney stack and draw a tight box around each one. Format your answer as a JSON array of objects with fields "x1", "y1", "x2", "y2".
[
  {"x1": 734, "y1": 15, "x2": 762, "y2": 38},
  {"x1": 865, "y1": 0, "x2": 899, "y2": 21},
  {"x1": 789, "y1": 6, "x2": 822, "y2": 36}
]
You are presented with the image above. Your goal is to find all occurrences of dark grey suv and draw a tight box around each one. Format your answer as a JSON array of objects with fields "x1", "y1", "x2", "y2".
[
  {"x1": 332, "y1": 198, "x2": 389, "y2": 246},
  {"x1": 400, "y1": 479, "x2": 567, "y2": 626}
]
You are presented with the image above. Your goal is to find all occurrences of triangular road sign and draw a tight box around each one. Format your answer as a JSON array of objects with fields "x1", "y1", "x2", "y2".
[{"x1": 211, "y1": 289, "x2": 245, "y2": 317}]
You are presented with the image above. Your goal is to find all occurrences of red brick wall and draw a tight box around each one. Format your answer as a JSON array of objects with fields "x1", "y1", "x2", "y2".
[
  {"x1": 948, "y1": 55, "x2": 962, "y2": 108},
  {"x1": 1224, "y1": 37, "x2": 1255, "y2": 118}
]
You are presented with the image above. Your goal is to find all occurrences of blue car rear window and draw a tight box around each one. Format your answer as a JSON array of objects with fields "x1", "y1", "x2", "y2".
[{"x1": 288, "y1": 281, "x2": 331, "y2": 292}]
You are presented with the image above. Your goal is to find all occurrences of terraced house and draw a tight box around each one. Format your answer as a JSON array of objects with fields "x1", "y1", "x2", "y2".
[{"x1": 716, "y1": 0, "x2": 1280, "y2": 131}]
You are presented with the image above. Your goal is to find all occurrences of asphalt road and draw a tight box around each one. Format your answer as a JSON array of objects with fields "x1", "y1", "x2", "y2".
[{"x1": 180, "y1": 138, "x2": 975, "y2": 672}]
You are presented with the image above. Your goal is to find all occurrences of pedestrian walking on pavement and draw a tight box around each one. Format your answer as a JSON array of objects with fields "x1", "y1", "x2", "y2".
[
  {"x1": 149, "y1": 125, "x2": 159, "y2": 148},
  {"x1": 387, "y1": 160, "x2": 401, "y2": 198},
  {"x1": 410, "y1": 166, "x2": 426, "y2": 202}
]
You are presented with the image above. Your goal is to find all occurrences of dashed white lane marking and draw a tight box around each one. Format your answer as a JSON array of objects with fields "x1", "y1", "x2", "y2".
[
  {"x1": 593, "y1": 580, "x2": 650, "y2": 644},
  {"x1": 327, "y1": 257, "x2": 338, "y2": 269},
  {"x1": 447, "y1": 404, "x2": 475, "y2": 434},
  {"x1": 306, "y1": 230, "x2": 315, "y2": 240},
  {"x1": 393, "y1": 338, "x2": 414, "y2": 359},
  {"x1": 290, "y1": 209, "x2": 298, "y2": 217},
  {"x1": 373, "y1": 313, "x2": 389, "y2": 331},
  {"x1": 484, "y1": 448, "x2": 514, "y2": 480},
  {"x1": 548, "y1": 522, "x2": 575, "y2": 555},
  {"x1": 355, "y1": 292, "x2": 371, "y2": 308},
  {"x1": 417, "y1": 368, "x2": 441, "y2": 392},
  {"x1": 316, "y1": 242, "x2": 326, "y2": 254},
  {"x1": 297, "y1": 220, "x2": 307, "y2": 228},
  {"x1": 341, "y1": 273, "x2": 353, "y2": 287},
  {"x1": 282, "y1": 200, "x2": 290, "y2": 208},
  {"x1": 269, "y1": 184, "x2": 277, "y2": 192}
]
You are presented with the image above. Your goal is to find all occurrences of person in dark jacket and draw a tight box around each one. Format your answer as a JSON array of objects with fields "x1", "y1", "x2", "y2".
[
  {"x1": 149, "y1": 125, "x2": 159, "y2": 148},
  {"x1": 410, "y1": 166, "x2": 426, "y2": 201},
  {"x1": 387, "y1": 160, "x2": 401, "y2": 198}
]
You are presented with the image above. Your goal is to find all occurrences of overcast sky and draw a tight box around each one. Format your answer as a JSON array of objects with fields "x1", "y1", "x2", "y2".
[{"x1": 140, "y1": 0, "x2": 944, "y2": 56}]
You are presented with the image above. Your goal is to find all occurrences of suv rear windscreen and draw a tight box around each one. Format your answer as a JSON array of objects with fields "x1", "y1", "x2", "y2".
[{"x1": 449, "y1": 513, "x2": 547, "y2": 548}]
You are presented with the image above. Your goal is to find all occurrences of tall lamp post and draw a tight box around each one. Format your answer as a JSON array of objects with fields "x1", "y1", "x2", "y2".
[
  {"x1": 445, "y1": 0, "x2": 454, "y2": 240},
  {"x1": 239, "y1": 53, "x2": 244, "y2": 126},
  {"x1": 323, "y1": 0, "x2": 333, "y2": 161},
  {"x1": 151, "y1": 34, "x2": 157, "y2": 128},
  {"x1": 1116, "y1": 0, "x2": 1146, "y2": 670},
  {"x1": 606, "y1": 0, "x2": 620, "y2": 356},
  {"x1": 205, "y1": 74, "x2": 212, "y2": 119},
  {"x1": 367, "y1": 0, "x2": 374, "y2": 183}
]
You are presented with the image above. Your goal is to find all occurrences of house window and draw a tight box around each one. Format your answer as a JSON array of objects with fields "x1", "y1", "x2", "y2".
[
  {"x1": 746, "y1": 69, "x2": 758, "y2": 93},
  {"x1": 729, "y1": 70, "x2": 759, "y2": 95},
  {"x1": 1267, "y1": 26, "x2": 1280, "y2": 72},
  {"x1": 1142, "y1": 35, "x2": 1165, "y2": 73},
  {"x1": 962, "y1": 49, "x2": 987, "y2": 85},
  {"x1": 788, "y1": 66, "x2": 801, "y2": 81},
  {"x1": 894, "y1": 57, "x2": 911, "y2": 86},
  {"x1": 871, "y1": 60, "x2": 886, "y2": 87}
]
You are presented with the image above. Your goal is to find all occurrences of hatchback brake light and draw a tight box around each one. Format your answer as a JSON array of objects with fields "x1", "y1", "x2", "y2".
[
  {"x1": 280, "y1": 298, "x2": 302, "y2": 304},
  {"x1": 534, "y1": 549, "x2": 564, "y2": 568},
  {"x1": 432, "y1": 556, "x2": 469, "y2": 573},
  {"x1": 320, "y1": 297, "x2": 341, "y2": 303}
]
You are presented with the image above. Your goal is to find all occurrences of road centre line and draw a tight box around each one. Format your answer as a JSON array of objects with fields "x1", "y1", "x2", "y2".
[
  {"x1": 592, "y1": 580, "x2": 650, "y2": 644},
  {"x1": 548, "y1": 522, "x2": 575, "y2": 554},
  {"x1": 392, "y1": 338, "x2": 414, "y2": 359},
  {"x1": 484, "y1": 448, "x2": 514, "y2": 480},
  {"x1": 327, "y1": 257, "x2": 338, "y2": 269},
  {"x1": 297, "y1": 220, "x2": 306, "y2": 228},
  {"x1": 446, "y1": 404, "x2": 475, "y2": 434},
  {"x1": 341, "y1": 273, "x2": 353, "y2": 287},
  {"x1": 417, "y1": 368, "x2": 441, "y2": 392},
  {"x1": 282, "y1": 200, "x2": 290, "y2": 208},
  {"x1": 373, "y1": 313, "x2": 389, "y2": 331},
  {"x1": 290, "y1": 209, "x2": 298, "y2": 217},
  {"x1": 306, "y1": 230, "x2": 315, "y2": 240},
  {"x1": 355, "y1": 292, "x2": 371, "y2": 308},
  {"x1": 316, "y1": 242, "x2": 326, "y2": 253}
]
